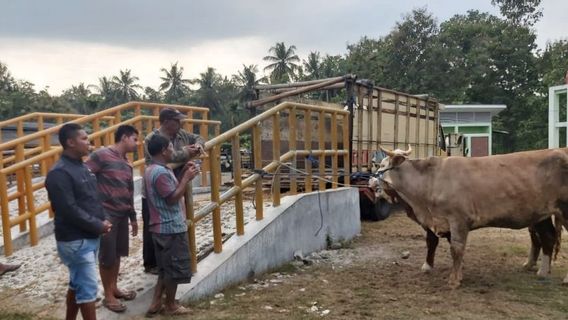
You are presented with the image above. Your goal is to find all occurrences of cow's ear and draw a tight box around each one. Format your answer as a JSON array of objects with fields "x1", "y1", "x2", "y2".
[{"x1": 391, "y1": 154, "x2": 407, "y2": 167}]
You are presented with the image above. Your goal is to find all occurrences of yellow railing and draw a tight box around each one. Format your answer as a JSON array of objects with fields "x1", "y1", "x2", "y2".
[
  {"x1": 0, "y1": 100, "x2": 349, "y2": 277},
  {"x1": 0, "y1": 112, "x2": 117, "y2": 169},
  {"x1": 0, "y1": 102, "x2": 218, "y2": 255},
  {"x1": 186, "y1": 101, "x2": 350, "y2": 272},
  {"x1": 0, "y1": 102, "x2": 210, "y2": 173}
]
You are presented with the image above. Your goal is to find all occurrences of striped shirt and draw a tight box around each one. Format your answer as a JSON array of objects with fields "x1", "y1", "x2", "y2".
[
  {"x1": 144, "y1": 128, "x2": 205, "y2": 166},
  {"x1": 144, "y1": 162, "x2": 187, "y2": 234},
  {"x1": 85, "y1": 147, "x2": 136, "y2": 221}
]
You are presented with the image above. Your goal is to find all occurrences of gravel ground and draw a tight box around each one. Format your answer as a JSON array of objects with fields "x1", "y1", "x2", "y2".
[{"x1": 0, "y1": 191, "x2": 266, "y2": 316}]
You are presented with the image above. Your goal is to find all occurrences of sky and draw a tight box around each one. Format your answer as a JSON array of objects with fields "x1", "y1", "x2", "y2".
[{"x1": 0, "y1": 0, "x2": 567, "y2": 94}]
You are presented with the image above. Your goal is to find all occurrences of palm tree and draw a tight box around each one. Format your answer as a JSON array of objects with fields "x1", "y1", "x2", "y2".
[
  {"x1": 61, "y1": 83, "x2": 95, "y2": 114},
  {"x1": 233, "y1": 64, "x2": 266, "y2": 103},
  {"x1": 112, "y1": 69, "x2": 142, "y2": 103},
  {"x1": 159, "y1": 62, "x2": 191, "y2": 103},
  {"x1": 303, "y1": 51, "x2": 322, "y2": 80},
  {"x1": 192, "y1": 67, "x2": 223, "y2": 113},
  {"x1": 263, "y1": 42, "x2": 300, "y2": 83},
  {"x1": 88, "y1": 76, "x2": 117, "y2": 109}
]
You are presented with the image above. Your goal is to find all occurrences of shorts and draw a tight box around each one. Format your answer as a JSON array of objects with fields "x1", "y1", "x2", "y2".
[
  {"x1": 152, "y1": 232, "x2": 192, "y2": 286},
  {"x1": 56, "y1": 238, "x2": 100, "y2": 304},
  {"x1": 99, "y1": 215, "x2": 129, "y2": 267}
]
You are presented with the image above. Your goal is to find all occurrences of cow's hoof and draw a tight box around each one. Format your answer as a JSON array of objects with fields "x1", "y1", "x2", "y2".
[
  {"x1": 536, "y1": 268, "x2": 550, "y2": 278},
  {"x1": 448, "y1": 273, "x2": 461, "y2": 289},
  {"x1": 522, "y1": 261, "x2": 537, "y2": 271},
  {"x1": 420, "y1": 263, "x2": 433, "y2": 273},
  {"x1": 448, "y1": 279, "x2": 461, "y2": 290}
]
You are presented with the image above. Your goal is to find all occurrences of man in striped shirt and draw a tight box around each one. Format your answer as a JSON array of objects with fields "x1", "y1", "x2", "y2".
[
  {"x1": 86, "y1": 125, "x2": 139, "y2": 313},
  {"x1": 141, "y1": 108, "x2": 205, "y2": 274},
  {"x1": 144, "y1": 134, "x2": 199, "y2": 316}
]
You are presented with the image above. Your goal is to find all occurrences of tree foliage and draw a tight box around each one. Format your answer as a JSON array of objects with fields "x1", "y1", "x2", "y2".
[
  {"x1": 160, "y1": 62, "x2": 191, "y2": 103},
  {"x1": 491, "y1": 0, "x2": 543, "y2": 26},
  {"x1": 0, "y1": 4, "x2": 563, "y2": 152},
  {"x1": 263, "y1": 42, "x2": 300, "y2": 84}
]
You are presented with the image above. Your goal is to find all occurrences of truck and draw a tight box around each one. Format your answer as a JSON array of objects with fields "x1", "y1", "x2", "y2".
[{"x1": 248, "y1": 75, "x2": 443, "y2": 220}]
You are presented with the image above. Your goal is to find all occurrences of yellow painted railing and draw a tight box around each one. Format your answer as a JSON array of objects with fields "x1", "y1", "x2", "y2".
[
  {"x1": 186, "y1": 101, "x2": 350, "y2": 272},
  {"x1": 0, "y1": 100, "x2": 349, "y2": 277},
  {"x1": 0, "y1": 102, "x2": 218, "y2": 255},
  {"x1": 0, "y1": 112, "x2": 117, "y2": 169}
]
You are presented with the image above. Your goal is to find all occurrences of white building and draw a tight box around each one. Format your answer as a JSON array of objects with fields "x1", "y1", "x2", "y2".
[
  {"x1": 440, "y1": 104, "x2": 506, "y2": 157},
  {"x1": 549, "y1": 84, "x2": 568, "y2": 149}
]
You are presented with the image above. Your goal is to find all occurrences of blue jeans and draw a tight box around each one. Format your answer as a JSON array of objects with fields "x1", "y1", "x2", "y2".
[{"x1": 56, "y1": 238, "x2": 100, "y2": 304}]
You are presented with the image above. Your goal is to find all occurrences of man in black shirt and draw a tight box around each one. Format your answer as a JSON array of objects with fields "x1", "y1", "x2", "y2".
[{"x1": 46, "y1": 123, "x2": 112, "y2": 320}]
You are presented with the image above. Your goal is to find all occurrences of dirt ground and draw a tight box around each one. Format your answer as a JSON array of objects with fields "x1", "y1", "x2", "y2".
[{"x1": 4, "y1": 211, "x2": 568, "y2": 320}]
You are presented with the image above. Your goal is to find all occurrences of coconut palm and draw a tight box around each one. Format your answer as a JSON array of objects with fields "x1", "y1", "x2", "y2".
[
  {"x1": 192, "y1": 67, "x2": 223, "y2": 113},
  {"x1": 160, "y1": 62, "x2": 191, "y2": 103},
  {"x1": 303, "y1": 51, "x2": 322, "y2": 80},
  {"x1": 112, "y1": 69, "x2": 142, "y2": 103},
  {"x1": 88, "y1": 76, "x2": 117, "y2": 109},
  {"x1": 233, "y1": 64, "x2": 266, "y2": 103},
  {"x1": 263, "y1": 42, "x2": 300, "y2": 83}
]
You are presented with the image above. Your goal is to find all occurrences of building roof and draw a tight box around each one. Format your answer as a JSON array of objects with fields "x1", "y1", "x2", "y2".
[{"x1": 442, "y1": 104, "x2": 506, "y2": 116}]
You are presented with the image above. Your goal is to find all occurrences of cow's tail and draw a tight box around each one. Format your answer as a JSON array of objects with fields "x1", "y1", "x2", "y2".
[{"x1": 553, "y1": 215, "x2": 563, "y2": 261}]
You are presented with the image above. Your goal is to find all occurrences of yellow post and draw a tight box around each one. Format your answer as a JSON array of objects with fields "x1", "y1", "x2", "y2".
[
  {"x1": 15, "y1": 146, "x2": 26, "y2": 232},
  {"x1": 318, "y1": 111, "x2": 326, "y2": 191},
  {"x1": 343, "y1": 114, "x2": 350, "y2": 187},
  {"x1": 232, "y1": 135, "x2": 244, "y2": 235},
  {"x1": 331, "y1": 113, "x2": 338, "y2": 188},
  {"x1": 93, "y1": 120, "x2": 101, "y2": 148},
  {"x1": 185, "y1": 183, "x2": 197, "y2": 273},
  {"x1": 24, "y1": 165, "x2": 38, "y2": 246},
  {"x1": 187, "y1": 110, "x2": 193, "y2": 133},
  {"x1": 272, "y1": 113, "x2": 281, "y2": 207},
  {"x1": 253, "y1": 124, "x2": 263, "y2": 220},
  {"x1": 17, "y1": 121, "x2": 24, "y2": 139},
  {"x1": 200, "y1": 112, "x2": 209, "y2": 187},
  {"x1": 288, "y1": 107, "x2": 297, "y2": 195},
  {"x1": 114, "y1": 110, "x2": 122, "y2": 123},
  {"x1": 0, "y1": 173, "x2": 13, "y2": 255},
  {"x1": 209, "y1": 145, "x2": 223, "y2": 253},
  {"x1": 304, "y1": 110, "x2": 312, "y2": 192}
]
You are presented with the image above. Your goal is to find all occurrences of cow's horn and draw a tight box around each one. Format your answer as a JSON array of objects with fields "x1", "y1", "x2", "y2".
[
  {"x1": 403, "y1": 144, "x2": 412, "y2": 156},
  {"x1": 379, "y1": 145, "x2": 395, "y2": 157}
]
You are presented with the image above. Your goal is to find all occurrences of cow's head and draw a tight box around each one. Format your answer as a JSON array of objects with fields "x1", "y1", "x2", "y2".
[
  {"x1": 371, "y1": 145, "x2": 412, "y2": 209},
  {"x1": 377, "y1": 145, "x2": 412, "y2": 173}
]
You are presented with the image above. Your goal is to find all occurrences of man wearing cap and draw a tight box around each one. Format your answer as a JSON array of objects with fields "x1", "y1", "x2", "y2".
[{"x1": 141, "y1": 108, "x2": 205, "y2": 274}]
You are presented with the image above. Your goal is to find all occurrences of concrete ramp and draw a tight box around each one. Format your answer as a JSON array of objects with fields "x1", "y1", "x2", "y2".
[
  {"x1": 102, "y1": 187, "x2": 359, "y2": 318},
  {"x1": 180, "y1": 187, "x2": 360, "y2": 302}
]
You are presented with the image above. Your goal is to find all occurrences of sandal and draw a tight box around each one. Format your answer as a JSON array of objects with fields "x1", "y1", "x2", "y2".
[
  {"x1": 102, "y1": 299, "x2": 127, "y2": 313},
  {"x1": 145, "y1": 305, "x2": 163, "y2": 318},
  {"x1": 0, "y1": 263, "x2": 20, "y2": 276},
  {"x1": 164, "y1": 305, "x2": 191, "y2": 316},
  {"x1": 115, "y1": 289, "x2": 137, "y2": 301}
]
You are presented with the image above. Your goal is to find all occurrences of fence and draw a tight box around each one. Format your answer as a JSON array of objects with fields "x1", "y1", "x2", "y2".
[{"x1": 0, "y1": 102, "x2": 218, "y2": 255}]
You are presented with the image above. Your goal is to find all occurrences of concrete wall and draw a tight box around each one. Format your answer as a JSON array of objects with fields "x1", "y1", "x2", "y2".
[{"x1": 178, "y1": 187, "x2": 360, "y2": 302}]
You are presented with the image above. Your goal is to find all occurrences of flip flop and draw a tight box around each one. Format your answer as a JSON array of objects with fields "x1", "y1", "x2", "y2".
[
  {"x1": 163, "y1": 305, "x2": 191, "y2": 316},
  {"x1": 0, "y1": 263, "x2": 20, "y2": 276},
  {"x1": 115, "y1": 289, "x2": 137, "y2": 301},
  {"x1": 145, "y1": 305, "x2": 163, "y2": 318},
  {"x1": 102, "y1": 299, "x2": 127, "y2": 313}
]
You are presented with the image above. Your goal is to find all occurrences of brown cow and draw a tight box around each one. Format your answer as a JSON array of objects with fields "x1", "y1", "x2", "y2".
[{"x1": 372, "y1": 146, "x2": 568, "y2": 288}]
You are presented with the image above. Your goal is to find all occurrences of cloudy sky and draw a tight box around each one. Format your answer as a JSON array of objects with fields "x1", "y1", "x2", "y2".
[{"x1": 1, "y1": 0, "x2": 567, "y2": 94}]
